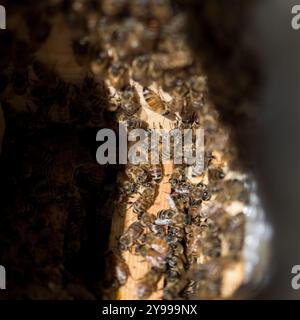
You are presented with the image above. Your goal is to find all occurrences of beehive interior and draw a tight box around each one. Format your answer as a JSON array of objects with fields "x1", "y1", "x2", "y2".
[{"x1": 0, "y1": 0, "x2": 259, "y2": 300}]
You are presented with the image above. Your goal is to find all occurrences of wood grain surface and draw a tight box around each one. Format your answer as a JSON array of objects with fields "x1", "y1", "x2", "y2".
[{"x1": 109, "y1": 164, "x2": 173, "y2": 300}]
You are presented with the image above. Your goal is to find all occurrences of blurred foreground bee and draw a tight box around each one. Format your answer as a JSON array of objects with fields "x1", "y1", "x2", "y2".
[
  {"x1": 89, "y1": 45, "x2": 112, "y2": 75},
  {"x1": 185, "y1": 226, "x2": 221, "y2": 263},
  {"x1": 137, "y1": 268, "x2": 163, "y2": 299},
  {"x1": 104, "y1": 250, "x2": 130, "y2": 289},
  {"x1": 188, "y1": 75, "x2": 208, "y2": 105},
  {"x1": 108, "y1": 62, "x2": 130, "y2": 89},
  {"x1": 215, "y1": 179, "x2": 248, "y2": 203},
  {"x1": 187, "y1": 260, "x2": 224, "y2": 299},
  {"x1": 131, "y1": 55, "x2": 150, "y2": 83},
  {"x1": 223, "y1": 212, "x2": 245, "y2": 258},
  {"x1": 135, "y1": 245, "x2": 166, "y2": 270},
  {"x1": 208, "y1": 167, "x2": 225, "y2": 181}
]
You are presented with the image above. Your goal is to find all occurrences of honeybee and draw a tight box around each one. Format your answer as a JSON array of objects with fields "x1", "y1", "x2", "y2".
[
  {"x1": 215, "y1": 179, "x2": 248, "y2": 203},
  {"x1": 189, "y1": 89, "x2": 207, "y2": 110},
  {"x1": 163, "y1": 282, "x2": 183, "y2": 300},
  {"x1": 208, "y1": 167, "x2": 225, "y2": 181},
  {"x1": 148, "y1": 223, "x2": 166, "y2": 238},
  {"x1": 120, "y1": 85, "x2": 141, "y2": 116},
  {"x1": 174, "y1": 181, "x2": 192, "y2": 195},
  {"x1": 199, "y1": 217, "x2": 219, "y2": 234},
  {"x1": 169, "y1": 165, "x2": 186, "y2": 189},
  {"x1": 189, "y1": 75, "x2": 207, "y2": 92},
  {"x1": 119, "y1": 221, "x2": 144, "y2": 251},
  {"x1": 188, "y1": 204, "x2": 203, "y2": 225},
  {"x1": 156, "y1": 209, "x2": 188, "y2": 227},
  {"x1": 172, "y1": 77, "x2": 190, "y2": 96},
  {"x1": 137, "y1": 212, "x2": 165, "y2": 238},
  {"x1": 172, "y1": 185, "x2": 192, "y2": 208},
  {"x1": 104, "y1": 250, "x2": 130, "y2": 289},
  {"x1": 143, "y1": 87, "x2": 170, "y2": 116},
  {"x1": 108, "y1": 61, "x2": 130, "y2": 89},
  {"x1": 186, "y1": 226, "x2": 221, "y2": 262},
  {"x1": 223, "y1": 213, "x2": 245, "y2": 258},
  {"x1": 180, "y1": 281, "x2": 197, "y2": 299},
  {"x1": 138, "y1": 211, "x2": 155, "y2": 225},
  {"x1": 132, "y1": 55, "x2": 151, "y2": 84},
  {"x1": 137, "y1": 268, "x2": 163, "y2": 300},
  {"x1": 187, "y1": 261, "x2": 223, "y2": 299},
  {"x1": 133, "y1": 183, "x2": 158, "y2": 215},
  {"x1": 168, "y1": 193, "x2": 186, "y2": 212},
  {"x1": 147, "y1": 59, "x2": 164, "y2": 82},
  {"x1": 89, "y1": 46, "x2": 112, "y2": 76},
  {"x1": 135, "y1": 245, "x2": 166, "y2": 270},
  {"x1": 126, "y1": 165, "x2": 149, "y2": 185},
  {"x1": 118, "y1": 180, "x2": 137, "y2": 198},
  {"x1": 155, "y1": 209, "x2": 176, "y2": 226},
  {"x1": 147, "y1": 163, "x2": 163, "y2": 183},
  {"x1": 166, "y1": 226, "x2": 185, "y2": 244},
  {"x1": 142, "y1": 233, "x2": 171, "y2": 257},
  {"x1": 179, "y1": 96, "x2": 198, "y2": 129},
  {"x1": 167, "y1": 243, "x2": 187, "y2": 277},
  {"x1": 189, "y1": 183, "x2": 211, "y2": 206},
  {"x1": 166, "y1": 255, "x2": 186, "y2": 281}
]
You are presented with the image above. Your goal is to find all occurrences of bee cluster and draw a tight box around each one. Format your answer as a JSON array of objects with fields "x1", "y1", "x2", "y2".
[
  {"x1": 0, "y1": 0, "x2": 252, "y2": 300},
  {"x1": 66, "y1": 0, "x2": 251, "y2": 300}
]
